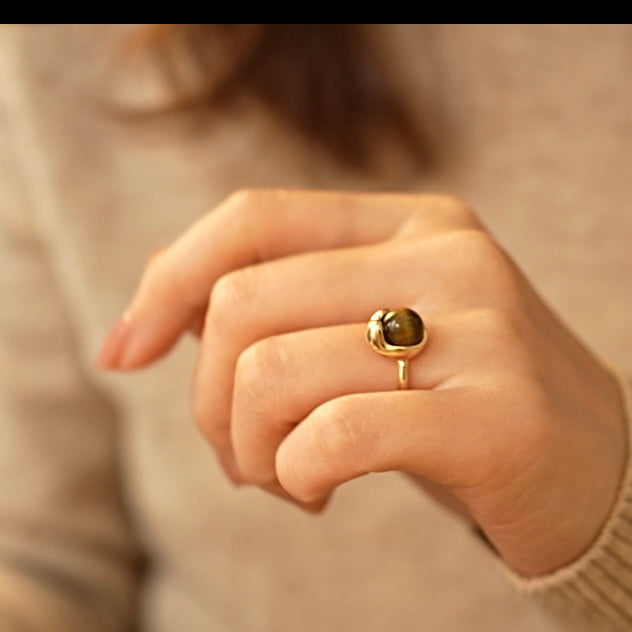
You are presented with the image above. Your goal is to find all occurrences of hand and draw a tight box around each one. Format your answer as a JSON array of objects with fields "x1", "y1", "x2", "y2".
[{"x1": 97, "y1": 189, "x2": 627, "y2": 577}]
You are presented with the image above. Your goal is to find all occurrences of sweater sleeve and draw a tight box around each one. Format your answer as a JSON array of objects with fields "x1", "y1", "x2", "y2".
[
  {"x1": 506, "y1": 368, "x2": 632, "y2": 631},
  {"x1": 0, "y1": 89, "x2": 142, "y2": 632}
]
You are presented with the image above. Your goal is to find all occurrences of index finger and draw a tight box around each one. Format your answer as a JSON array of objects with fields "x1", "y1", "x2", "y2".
[{"x1": 97, "y1": 190, "x2": 475, "y2": 369}]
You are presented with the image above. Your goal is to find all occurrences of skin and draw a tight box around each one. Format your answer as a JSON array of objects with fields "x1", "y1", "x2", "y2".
[{"x1": 97, "y1": 189, "x2": 627, "y2": 578}]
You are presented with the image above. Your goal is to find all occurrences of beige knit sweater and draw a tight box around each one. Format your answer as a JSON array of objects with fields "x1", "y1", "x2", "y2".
[{"x1": 1, "y1": 24, "x2": 631, "y2": 632}]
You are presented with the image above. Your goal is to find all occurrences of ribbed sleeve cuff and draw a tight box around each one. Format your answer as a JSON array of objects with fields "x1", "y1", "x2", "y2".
[{"x1": 506, "y1": 368, "x2": 632, "y2": 631}]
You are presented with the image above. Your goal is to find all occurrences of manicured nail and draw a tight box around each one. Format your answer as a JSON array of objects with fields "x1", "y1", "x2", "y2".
[{"x1": 96, "y1": 313, "x2": 133, "y2": 370}]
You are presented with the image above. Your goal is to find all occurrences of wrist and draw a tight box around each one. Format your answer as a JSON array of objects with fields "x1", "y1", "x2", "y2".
[
  {"x1": 502, "y1": 370, "x2": 632, "y2": 629},
  {"x1": 500, "y1": 365, "x2": 630, "y2": 578}
]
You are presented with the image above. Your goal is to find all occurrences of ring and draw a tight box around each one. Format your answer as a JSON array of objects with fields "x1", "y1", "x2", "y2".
[{"x1": 366, "y1": 308, "x2": 428, "y2": 390}]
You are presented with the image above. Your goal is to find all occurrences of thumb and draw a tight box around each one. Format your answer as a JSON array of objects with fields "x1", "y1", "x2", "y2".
[{"x1": 275, "y1": 388, "x2": 485, "y2": 504}]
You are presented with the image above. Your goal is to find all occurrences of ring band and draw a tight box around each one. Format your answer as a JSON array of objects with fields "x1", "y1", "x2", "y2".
[{"x1": 366, "y1": 308, "x2": 428, "y2": 389}]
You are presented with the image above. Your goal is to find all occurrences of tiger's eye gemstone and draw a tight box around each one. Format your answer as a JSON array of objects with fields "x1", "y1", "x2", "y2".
[{"x1": 382, "y1": 308, "x2": 424, "y2": 346}]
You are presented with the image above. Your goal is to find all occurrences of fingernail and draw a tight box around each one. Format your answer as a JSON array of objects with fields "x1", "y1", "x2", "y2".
[{"x1": 96, "y1": 313, "x2": 133, "y2": 370}]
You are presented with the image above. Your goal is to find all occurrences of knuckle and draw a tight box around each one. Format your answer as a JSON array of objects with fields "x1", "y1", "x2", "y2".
[
  {"x1": 473, "y1": 306, "x2": 522, "y2": 342},
  {"x1": 446, "y1": 229, "x2": 520, "y2": 294},
  {"x1": 450, "y1": 201, "x2": 481, "y2": 228},
  {"x1": 224, "y1": 188, "x2": 296, "y2": 244},
  {"x1": 438, "y1": 193, "x2": 473, "y2": 215},
  {"x1": 426, "y1": 194, "x2": 482, "y2": 228},
  {"x1": 468, "y1": 306, "x2": 535, "y2": 376},
  {"x1": 310, "y1": 399, "x2": 360, "y2": 465},
  {"x1": 208, "y1": 268, "x2": 256, "y2": 326},
  {"x1": 224, "y1": 187, "x2": 262, "y2": 213},
  {"x1": 216, "y1": 189, "x2": 264, "y2": 237},
  {"x1": 475, "y1": 304, "x2": 512, "y2": 329},
  {"x1": 222, "y1": 188, "x2": 278, "y2": 228},
  {"x1": 234, "y1": 337, "x2": 288, "y2": 412},
  {"x1": 277, "y1": 397, "x2": 365, "y2": 502},
  {"x1": 450, "y1": 226, "x2": 497, "y2": 255}
]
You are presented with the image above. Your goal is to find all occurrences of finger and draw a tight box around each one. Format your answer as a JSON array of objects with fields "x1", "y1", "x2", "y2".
[
  {"x1": 230, "y1": 322, "x2": 433, "y2": 485},
  {"x1": 191, "y1": 242, "x2": 425, "y2": 454},
  {"x1": 100, "y1": 190, "x2": 475, "y2": 369},
  {"x1": 231, "y1": 309, "x2": 513, "y2": 486},
  {"x1": 275, "y1": 388, "x2": 490, "y2": 504},
  {"x1": 193, "y1": 231, "x2": 517, "y2": 455}
]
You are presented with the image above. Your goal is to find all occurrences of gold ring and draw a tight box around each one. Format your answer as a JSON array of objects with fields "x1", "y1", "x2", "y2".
[{"x1": 366, "y1": 308, "x2": 428, "y2": 389}]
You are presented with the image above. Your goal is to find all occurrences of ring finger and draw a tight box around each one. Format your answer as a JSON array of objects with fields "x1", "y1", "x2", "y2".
[{"x1": 229, "y1": 309, "x2": 509, "y2": 487}]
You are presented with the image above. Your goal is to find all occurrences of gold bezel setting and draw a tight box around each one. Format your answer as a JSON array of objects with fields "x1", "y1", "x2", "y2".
[{"x1": 366, "y1": 308, "x2": 428, "y2": 389}]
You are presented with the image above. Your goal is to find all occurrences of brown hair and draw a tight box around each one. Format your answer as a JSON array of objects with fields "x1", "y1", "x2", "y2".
[{"x1": 119, "y1": 24, "x2": 439, "y2": 172}]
